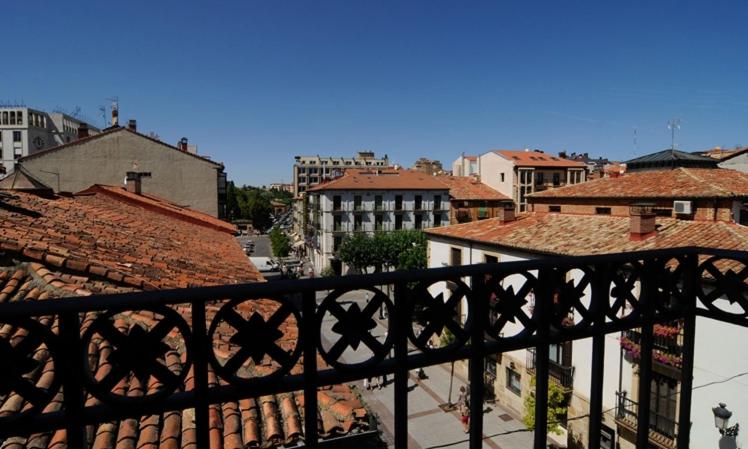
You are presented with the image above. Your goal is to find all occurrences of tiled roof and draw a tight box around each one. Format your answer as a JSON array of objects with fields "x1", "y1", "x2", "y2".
[
  {"x1": 435, "y1": 176, "x2": 511, "y2": 201},
  {"x1": 0, "y1": 190, "x2": 255, "y2": 290},
  {"x1": 625, "y1": 148, "x2": 717, "y2": 166},
  {"x1": 0, "y1": 167, "x2": 53, "y2": 193},
  {"x1": 77, "y1": 185, "x2": 236, "y2": 234},
  {"x1": 18, "y1": 127, "x2": 224, "y2": 168},
  {"x1": 0, "y1": 190, "x2": 371, "y2": 448},
  {"x1": 529, "y1": 167, "x2": 748, "y2": 200},
  {"x1": 425, "y1": 213, "x2": 748, "y2": 256},
  {"x1": 307, "y1": 168, "x2": 449, "y2": 191},
  {"x1": 494, "y1": 150, "x2": 587, "y2": 168}
]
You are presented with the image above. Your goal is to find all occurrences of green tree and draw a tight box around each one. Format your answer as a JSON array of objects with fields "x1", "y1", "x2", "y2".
[
  {"x1": 523, "y1": 376, "x2": 568, "y2": 435},
  {"x1": 269, "y1": 228, "x2": 290, "y2": 257},
  {"x1": 338, "y1": 233, "x2": 383, "y2": 274}
]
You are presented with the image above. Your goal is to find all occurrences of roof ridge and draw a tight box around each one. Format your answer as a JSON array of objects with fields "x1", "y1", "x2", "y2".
[{"x1": 680, "y1": 167, "x2": 733, "y2": 196}]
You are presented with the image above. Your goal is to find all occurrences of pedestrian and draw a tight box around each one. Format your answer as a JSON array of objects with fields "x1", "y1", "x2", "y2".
[{"x1": 458, "y1": 386, "x2": 470, "y2": 433}]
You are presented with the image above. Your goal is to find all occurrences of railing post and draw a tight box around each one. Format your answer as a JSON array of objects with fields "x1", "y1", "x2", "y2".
[
  {"x1": 302, "y1": 290, "x2": 319, "y2": 448},
  {"x1": 59, "y1": 311, "x2": 86, "y2": 448},
  {"x1": 469, "y1": 274, "x2": 486, "y2": 449},
  {"x1": 393, "y1": 282, "x2": 409, "y2": 449},
  {"x1": 588, "y1": 263, "x2": 608, "y2": 448},
  {"x1": 533, "y1": 268, "x2": 552, "y2": 449},
  {"x1": 191, "y1": 299, "x2": 210, "y2": 448},
  {"x1": 635, "y1": 259, "x2": 657, "y2": 449},
  {"x1": 676, "y1": 252, "x2": 698, "y2": 449}
]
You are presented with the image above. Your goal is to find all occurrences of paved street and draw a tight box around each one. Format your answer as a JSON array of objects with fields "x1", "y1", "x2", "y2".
[
  {"x1": 318, "y1": 289, "x2": 536, "y2": 449},
  {"x1": 236, "y1": 234, "x2": 271, "y2": 257}
]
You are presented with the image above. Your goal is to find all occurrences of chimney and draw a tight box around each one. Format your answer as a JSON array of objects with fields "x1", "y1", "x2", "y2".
[
  {"x1": 497, "y1": 202, "x2": 516, "y2": 223},
  {"x1": 179, "y1": 137, "x2": 188, "y2": 152},
  {"x1": 112, "y1": 106, "x2": 119, "y2": 127},
  {"x1": 630, "y1": 203, "x2": 656, "y2": 240},
  {"x1": 78, "y1": 123, "x2": 89, "y2": 139},
  {"x1": 128, "y1": 119, "x2": 137, "y2": 132},
  {"x1": 125, "y1": 171, "x2": 151, "y2": 195}
]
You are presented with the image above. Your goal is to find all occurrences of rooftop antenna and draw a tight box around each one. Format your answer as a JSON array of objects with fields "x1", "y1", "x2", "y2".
[
  {"x1": 667, "y1": 118, "x2": 681, "y2": 150},
  {"x1": 633, "y1": 127, "x2": 638, "y2": 155},
  {"x1": 107, "y1": 97, "x2": 119, "y2": 127}
]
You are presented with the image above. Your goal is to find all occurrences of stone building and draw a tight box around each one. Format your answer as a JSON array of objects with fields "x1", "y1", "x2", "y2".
[{"x1": 292, "y1": 151, "x2": 389, "y2": 195}]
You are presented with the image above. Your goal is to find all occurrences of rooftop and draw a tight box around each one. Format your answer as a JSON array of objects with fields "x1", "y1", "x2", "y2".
[
  {"x1": 624, "y1": 148, "x2": 717, "y2": 171},
  {"x1": 434, "y1": 176, "x2": 511, "y2": 201},
  {"x1": 529, "y1": 167, "x2": 748, "y2": 200},
  {"x1": 307, "y1": 168, "x2": 449, "y2": 191},
  {"x1": 425, "y1": 212, "x2": 748, "y2": 256},
  {"x1": 493, "y1": 150, "x2": 588, "y2": 168}
]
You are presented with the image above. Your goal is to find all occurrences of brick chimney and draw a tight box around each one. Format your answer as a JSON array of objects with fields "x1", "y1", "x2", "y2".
[
  {"x1": 497, "y1": 202, "x2": 516, "y2": 223},
  {"x1": 78, "y1": 123, "x2": 89, "y2": 139},
  {"x1": 630, "y1": 203, "x2": 656, "y2": 240},
  {"x1": 128, "y1": 120, "x2": 137, "y2": 132},
  {"x1": 179, "y1": 137, "x2": 188, "y2": 152},
  {"x1": 125, "y1": 171, "x2": 151, "y2": 195}
]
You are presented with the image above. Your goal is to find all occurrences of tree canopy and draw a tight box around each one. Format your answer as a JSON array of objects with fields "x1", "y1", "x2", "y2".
[
  {"x1": 338, "y1": 230, "x2": 427, "y2": 274},
  {"x1": 269, "y1": 227, "x2": 290, "y2": 257},
  {"x1": 523, "y1": 376, "x2": 568, "y2": 435},
  {"x1": 225, "y1": 182, "x2": 289, "y2": 231}
]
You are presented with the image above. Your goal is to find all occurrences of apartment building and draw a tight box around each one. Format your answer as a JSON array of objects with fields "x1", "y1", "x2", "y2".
[
  {"x1": 292, "y1": 151, "x2": 389, "y2": 195},
  {"x1": 305, "y1": 168, "x2": 449, "y2": 274},
  {"x1": 476, "y1": 149, "x2": 588, "y2": 212},
  {"x1": 451, "y1": 154, "x2": 478, "y2": 176},
  {"x1": 424, "y1": 162, "x2": 748, "y2": 449},
  {"x1": 0, "y1": 106, "x2": 100, "y2": 173}
]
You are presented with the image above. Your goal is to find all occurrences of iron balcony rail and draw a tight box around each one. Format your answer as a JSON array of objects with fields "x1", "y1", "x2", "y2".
[
  {"x1": 526, "y1": 347, "x2": 574, "y2": 389},
  {"x1": 0, "y1": 247, "x2": 747, "y2": 449},
  {"x1": 616, "y1": 391, "x2": 678, "y2": 442}
]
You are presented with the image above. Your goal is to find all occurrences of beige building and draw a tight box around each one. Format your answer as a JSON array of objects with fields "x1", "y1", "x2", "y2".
[
  {"x1": 16, "y1": 125, "x2": 227, "y2": 218},
  {"x1": 292, "y1": 151, "x2": 389, "y2": 195},
  {"x1": 476, "y1": 149, "x2": 587, "y2": 212}
]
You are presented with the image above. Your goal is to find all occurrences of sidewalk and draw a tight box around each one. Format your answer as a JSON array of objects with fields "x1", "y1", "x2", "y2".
[{"x1": 318, "y1": 290, "x2": 536, "y2": 449}]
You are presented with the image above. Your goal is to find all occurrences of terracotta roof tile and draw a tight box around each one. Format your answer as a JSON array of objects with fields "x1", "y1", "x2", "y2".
[
  {"x1": 434, "y1": 176, "x2": 511, "y2": 201},
  {"x1": 530, "y1": 167, "x2": 748, "y2": 200},
  {"x1": 495, "y1": 150, "x2": 587, "y2": 168},
  {"x1": 308, "y1": 168, "x2": 449, "y2": 191},
  {"x1": 426, "y1": 212, "x2": 748, "y2": 256}
]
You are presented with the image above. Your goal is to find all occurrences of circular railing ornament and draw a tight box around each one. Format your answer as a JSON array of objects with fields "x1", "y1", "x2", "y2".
[{"x1": 407, "y1": 279, "x2": 472, "y2": 352}]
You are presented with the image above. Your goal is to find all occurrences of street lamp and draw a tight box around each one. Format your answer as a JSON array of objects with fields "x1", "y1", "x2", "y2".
[{"x1": 712, "y1": 403, "x2": 740, "y2": 437}]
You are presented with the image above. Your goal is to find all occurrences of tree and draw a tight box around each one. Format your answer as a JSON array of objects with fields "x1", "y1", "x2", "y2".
[
  {"x1": 338, "y1": 233, "x2": 383, "y2": 274},
  {"x1": 339, "y1": 230, "x2": 427, "y2": 274},
  {"x1": 269, "y1": 228, "x2": 290, "y2": 257},
  {"x1": 523, "y1": 376, "x2": 568, "y2": 435}
]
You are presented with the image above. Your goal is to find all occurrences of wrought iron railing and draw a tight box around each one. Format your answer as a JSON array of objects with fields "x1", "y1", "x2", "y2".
[
  {"x1": 526, "y1": 347, "x2": 574, "y2": 389},
  {"x1": 616, "y1": 391, "x2": 678, "y2": 442},
  {"x1": 0, "y1": 247, "x2": 747, "y2": 449}
]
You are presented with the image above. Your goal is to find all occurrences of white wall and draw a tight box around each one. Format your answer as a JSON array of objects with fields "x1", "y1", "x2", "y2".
[
  {"x1": 477, "y1": 152, "x2": 514, "y2": 200},
  {"x1": 719, "y1": 153, "x2": 748, "y2": 174}
]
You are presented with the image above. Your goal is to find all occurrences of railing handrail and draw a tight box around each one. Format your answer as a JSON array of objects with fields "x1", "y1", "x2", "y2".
[{"x1": 0, "y1": 245, "x2": 740, "y2": 318}]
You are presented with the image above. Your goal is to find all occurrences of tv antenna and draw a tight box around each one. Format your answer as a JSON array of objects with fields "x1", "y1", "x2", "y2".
[{"x1": 667, "y1": 118, "x2": 681, "y2": 150}]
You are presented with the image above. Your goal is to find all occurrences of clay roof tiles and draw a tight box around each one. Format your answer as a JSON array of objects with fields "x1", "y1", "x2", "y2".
[
  {"x1": 434, "y1": 176, "x2": 511, "y2": 201},
  {"x1": 308, "y1": 168, "x2": 449, "y2": 191},
  {"x1": 494, "y1": 150, "x2": 587, "y2": 168},
  {"x1": 529, "y1": 167, "x2": 748, "y2": 200}
]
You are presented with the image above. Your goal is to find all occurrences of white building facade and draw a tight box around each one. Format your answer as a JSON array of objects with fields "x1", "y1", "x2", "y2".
[
  {"x1": 0, "y1": 107, "x2": 100, "y2": 173},
  {"x1": 292, "y1": 151, "x2": 389, "y2": 196}
]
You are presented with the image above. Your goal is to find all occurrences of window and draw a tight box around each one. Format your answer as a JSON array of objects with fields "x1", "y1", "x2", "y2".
[
  {"x1": 375, "y1": 214, "x2": 384, "y2": 231},
  {"x1": 500, "y1": 173, "x2": 505, "y2": 182},
  {"x1": 595, "y1": 207, "x2": 611, "y2": 215},
  {"x1": 415, "y1": 195, "x2": 422, "y2": 210},
  {"x1": 13, "y1": 131, "x2": 22, "y2": 142},
  {"x1": 434, "y1": 195, "x2": 441, "y2": 210},
  {"x1": 16, "y1": 111, "x2": 22, "y2": 125},
  {"x1": 395, "y1": 195, "x2": 403, "y2": 210},
  {"x1": 374, "y1": 195, "x2": 383, "y2": 210},
  {"x1": 9, "y1": 111, "x2": 15, "y2": 125},
  {"x1": 450, "y1": 247, "x2": 462, "y2": 267},
  {"x1": 478, "y1": 206, "x2": 488, "y2": 219},
  {"x1": 333, "y1": 236, "x2": 342, "y2": 252},
  {"x1": 415, "y1": 214, "x2": 423, "y2": 229},
  {"x1": 2, "y1": 112, "x2": 8, "y2": 125},
  {"x1": 553, "y1": 173, "x2": 561, "y2": 186},
  {"x1": 650, "y1": 375, "x2": 677, "y2": 437},
  {"x1": 395, "y1": 214, "x2": 403, "y2": 230},
  {"x1": 354, "y1": 214, "x2": 363, "y2": 231},
  {"x1": 485, "y1": 255, "x2": 498, "y2": 263},
  {"x1": 433, "y1": 212, "x2": 442, "y2": 227},
  {"x1": 535, "y1": 172, "x2": 544, "y2": 185},
  {"x1": 506, "y1": 367, "x2": 521, "y2": 395},
  {"x1": 354, "y1": 195, "x2": 362, "y2": 210},
  {"x1": 333, "y1": 215, "x2": 342, "y2": 231},
  {"x1": 333, "y1": 195, "x2": 342, "y2": 211},
  {"x1": 549, "y1": 205, "x2": 561, "y2": 212}
]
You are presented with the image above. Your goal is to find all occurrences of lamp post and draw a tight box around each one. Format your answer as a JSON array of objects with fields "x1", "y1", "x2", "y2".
[{"x1": 713, "y1": 403, "x2": 740, "y2": 438}]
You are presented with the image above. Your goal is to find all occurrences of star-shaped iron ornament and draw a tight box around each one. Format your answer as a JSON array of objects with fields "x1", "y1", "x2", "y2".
[
  {"x1": 106, "y1": 323, "x2": 175, "y2": 388},
  {"x1": 330, "y1": 303, "x2": 377, "y2": 351},
  {"x1": 493, "y1": 285, "x2": 528, "y2": 324},
  {"x1": 0, "y1": 334, "x2": 42, "y2": 398},
  {"x1": 228, "y1": 312, "x2": 285, "y2": 365},
  {"x1": 721, "y1": 268, "x2": 748, "y2": 305}
]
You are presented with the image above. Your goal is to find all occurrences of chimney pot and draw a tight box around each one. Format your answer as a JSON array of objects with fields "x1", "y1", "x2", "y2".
[
  {"x1": 630, "y1": 203, "x2": 656, "y2": 239},
  {"x1": 497, "y1": 202, "x2": 516, "y2": 223},
  {"x1": 125, "y1": 171, "x2": 151, "y2": 195},
  {"x1": 77, "y1": 123, "x2": 89, "y2": 139},
  {"x1": 128, "y1": 120, "x2": 137, "y2": 132},
  {"x1": 179, "y1": 137, "x2": 188, "y2": 152}
]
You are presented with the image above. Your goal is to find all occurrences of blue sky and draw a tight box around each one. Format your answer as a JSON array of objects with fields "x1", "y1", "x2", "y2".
[{"x1": 4, "y1": 1, "x2": 748, "y2": 186}]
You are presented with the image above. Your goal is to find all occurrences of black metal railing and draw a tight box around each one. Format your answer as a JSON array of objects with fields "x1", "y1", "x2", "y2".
[
  {"x1": 0, "y1": 247, "x2": 747, "y2": 449},
  {"x1": 526, "y1": 347, "x2": 574, "y2": 389},
  {"x1": 616, "y1": 391, "x2": 678, "y2": 442}
]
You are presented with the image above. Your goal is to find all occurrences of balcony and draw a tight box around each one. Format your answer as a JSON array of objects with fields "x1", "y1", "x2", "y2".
[
  {"x1": 0, "y1": 247, "x2": 745, "y2": 449},
  {"x1": 615, "y1": 392, "x2": 678, "y2": 448},
  {"x1": 526, "y1": 347, "x2": 574, "y2": 389}
]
